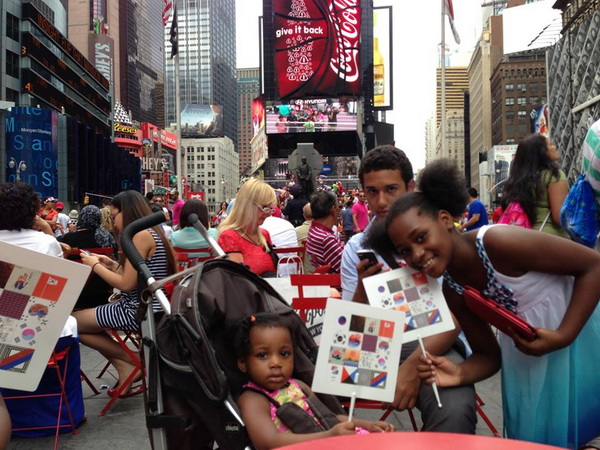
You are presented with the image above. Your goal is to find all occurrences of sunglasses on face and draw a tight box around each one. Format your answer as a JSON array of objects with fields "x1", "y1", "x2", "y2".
[{"x1": 254, "y1": 203, "x2": 275, "y2": 214}]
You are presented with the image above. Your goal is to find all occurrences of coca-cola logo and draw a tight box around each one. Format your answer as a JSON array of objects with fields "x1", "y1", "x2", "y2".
[{"x1": 328, "y1": 0, "x2": 360, "y2": 83}]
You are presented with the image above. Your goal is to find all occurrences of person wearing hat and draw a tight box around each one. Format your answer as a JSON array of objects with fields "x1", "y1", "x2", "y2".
[
  {"x1": 39, "y1": 197, "x2": 58, "y2": 231},
  {"x1": 68, "y1": 209, "x2": 79, "y2": 233},
  {"x1": 54, "y1": 201, "x2": 70, "y2": 237}
]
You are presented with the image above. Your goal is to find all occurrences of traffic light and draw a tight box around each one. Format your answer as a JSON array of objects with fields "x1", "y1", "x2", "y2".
[{"x1": 84, "y1": 195, "x2": 90, "y2": 205}]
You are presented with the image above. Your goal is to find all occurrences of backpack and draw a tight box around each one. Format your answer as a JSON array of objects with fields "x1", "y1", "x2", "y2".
[
  {"x1": 560, "y1": 174, "x2": 600, "y2": 248},
  {"x1": 497, "y1": 202, "x2": 532, "y2": 229}
]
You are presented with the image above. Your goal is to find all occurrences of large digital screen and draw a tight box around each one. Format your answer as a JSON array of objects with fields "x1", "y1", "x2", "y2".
[
  {"x1": 180, "y1": 104, "x2": 224, "y2": 137},
  {"x1": 5, "y1": 107, "x2": 59, "y2": 199},
  {"x1": 252, "y1": 98, "x2": 265, "y2": 138},
  {"x1": 272, "y1": 0, "x2": 362, "y2": 99},
  {"x1": 265, "y1": 98, "x2": 357, "y2": 134}
]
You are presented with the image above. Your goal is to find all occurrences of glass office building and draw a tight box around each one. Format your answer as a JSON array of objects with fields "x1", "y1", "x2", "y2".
[
  {"x1": 120, "y1": 0, "x2": 165, "y2": 127},
  {"x1": 165, "y1": 0, "x2": 237, "y2": 148}
]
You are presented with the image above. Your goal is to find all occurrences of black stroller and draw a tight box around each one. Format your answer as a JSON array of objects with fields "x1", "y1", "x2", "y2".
[{"x1": 120, "y1": 212, "x2": 344, "y2": 449}]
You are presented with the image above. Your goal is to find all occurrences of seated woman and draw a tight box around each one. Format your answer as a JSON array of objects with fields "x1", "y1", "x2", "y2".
[
  {"x1": 170, "y1": 199, "x2": 217, "y2": 258},
  {"x1": 217, "y1": 179, "x2": 278, "y2": 277},
  {"x1": 73, "y1": 190, "x2": 177, "y2": 396},
  {"x1": 0, "y1": 182, "x2": 62, "y2": 256},
  {"x1": 59, "y1": 205, "x2": 116, "y2": 309}
]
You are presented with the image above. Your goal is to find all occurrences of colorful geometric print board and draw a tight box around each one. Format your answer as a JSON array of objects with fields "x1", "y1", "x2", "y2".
[
  {"x1": 0, "y1": 241, "x2": 90, "y2": 391},
  {"x1": 311, "y1": 299, "x2": 405, "y2": 402},
  {"x1": 362, "y1": 267, "x2": 455, "y2": 344}
]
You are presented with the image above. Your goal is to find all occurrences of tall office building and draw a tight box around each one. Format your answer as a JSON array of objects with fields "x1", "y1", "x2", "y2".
[
  {"x1": 467, "y1": 15, "x2": 503, "y2": 189},
  {"x1": 68, "y1": 0, "x2": 165, "y2": 127},
  {"x1": 165, "y1": 0, "x2": 237, "y2": 148},
  {"x1": 436, "y1": 65, "x2": 468, "y2": 169},
  {"x1": 436, "y1": 66, "x2": 469, "y2": 124},
  {"x1": 237, "y1": 68, "x2": 260, "y2": 176},
  {"x1": 490, "y1": 50, "x2": 547, "y2": 146}
]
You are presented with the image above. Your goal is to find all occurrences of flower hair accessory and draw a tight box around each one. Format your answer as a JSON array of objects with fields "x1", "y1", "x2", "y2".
[{"x1": 250, "y1": 315, "x2": 256, "y2": 322}]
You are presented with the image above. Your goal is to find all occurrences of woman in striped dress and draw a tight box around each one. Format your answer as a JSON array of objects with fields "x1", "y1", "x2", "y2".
[{"x1": 74, "y1": 191, "x2": 176, "y2": 396}]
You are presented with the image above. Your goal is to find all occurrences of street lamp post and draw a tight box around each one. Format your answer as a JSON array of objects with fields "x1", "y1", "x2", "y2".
[
  {"x1": 7, "y1": 158, "x2": 27, "y2": 182},
  {"x1": 220, "y1": 176, "x2": 226, "y2": 203}
]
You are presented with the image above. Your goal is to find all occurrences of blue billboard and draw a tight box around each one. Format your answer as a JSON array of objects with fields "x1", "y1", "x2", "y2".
[{"x1": 5, "y1": 107, "x2": 59, "y2": 198}]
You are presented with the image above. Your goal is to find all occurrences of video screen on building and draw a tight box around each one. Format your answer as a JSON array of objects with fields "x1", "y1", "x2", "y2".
[
  {"x1": 180, "y1": 104, "x2": 224, "y2": 137},
  {"x1": 265, "y1": 98, "x2": 357, "y2": 134},
  {"x1": 272, "y1": 0, "x2": 362, "y2": 99},
  {"x1": 252, "y1": 98, "x2": 265, "y2": 138}
]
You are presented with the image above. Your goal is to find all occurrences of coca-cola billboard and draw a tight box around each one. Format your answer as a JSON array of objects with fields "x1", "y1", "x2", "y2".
[{"x1": 273, "y1": 0, "x2": 362, "y2": 99}]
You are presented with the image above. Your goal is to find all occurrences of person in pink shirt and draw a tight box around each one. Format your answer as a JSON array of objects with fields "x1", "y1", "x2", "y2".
[
  {"x1": 169, "y1": 190, "x2": 185, "y2": 228},
  {"x1": 351, "y1": 191, "x2": 369, "y2": 232}
]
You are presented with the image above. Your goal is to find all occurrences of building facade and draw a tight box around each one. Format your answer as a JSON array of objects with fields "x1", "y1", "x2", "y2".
[
  {"x1": 490, "y1": 51, "x2": 547, "y2": 146},
  {"x1": 467, "y1": 15, "x2": 503, "y2": 189},
  {"x1": 237, "y1": 67, "x2": 260, "y2": 177},
  {"x1": 184, "y1": 136, "x2": 238, "y2": 209},
  {"x1": 165, "y1": 0, "x2": 238, "y2": 148},
  {"x1": 548, "y1": 1, "x2": 600, "y2": 183}
]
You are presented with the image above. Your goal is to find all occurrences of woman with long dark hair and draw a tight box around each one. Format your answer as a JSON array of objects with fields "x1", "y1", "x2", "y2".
[
  {"x1": 501, "y1": 134, "x2": 569, "y2": 237},
  {"x1": 73, "y1": 190, "x2": 176, "y2": 396}
]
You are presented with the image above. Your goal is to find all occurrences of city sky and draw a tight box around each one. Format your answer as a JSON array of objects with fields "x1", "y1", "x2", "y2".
[{"x1": 235, "y1": 0, "x2": 484, "y2": 169}]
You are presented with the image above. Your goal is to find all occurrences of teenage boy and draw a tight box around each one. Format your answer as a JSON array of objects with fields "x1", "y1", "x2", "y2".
[{"x1": 340, "y1": 145, "x2": 476, "y2": 433}]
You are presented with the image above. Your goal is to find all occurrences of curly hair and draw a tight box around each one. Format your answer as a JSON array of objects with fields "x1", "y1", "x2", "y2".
[
  {"x1": 501, "y1": 133, "x2": 560, "y2": 224},
  {"x1": 233, "y1": 313, "x2": 295, "y2": 359},
  {"x1": 0, "y1": 182, "x2": 41, "y2": 230},
  {"x1": 358, "y1": 145, "x2": 414, "y2": 189},
  {"x1": 366, "y1": 159, "x2": 468, "y2": 257}
]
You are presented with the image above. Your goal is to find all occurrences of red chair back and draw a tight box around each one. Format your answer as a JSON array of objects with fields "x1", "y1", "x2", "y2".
[
  {"x1": 289, "y1": 273, "x2": 340, "y2": 321},
  {"x1": 173, "y1": 247, "x2": 214, "y2": 270}
]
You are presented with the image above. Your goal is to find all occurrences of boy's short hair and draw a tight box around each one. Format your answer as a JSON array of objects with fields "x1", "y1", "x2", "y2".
[
  {"x1": 359, "y1": 145, "x2": 414, "y2": 188},
  {"x1": 467, "y1": 187, "x2": 478, "y2": 198}
]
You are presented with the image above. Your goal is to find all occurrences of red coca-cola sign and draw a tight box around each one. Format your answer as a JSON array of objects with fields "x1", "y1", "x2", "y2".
[{"x1": 273, "y1": 0, "x2": 362, "y2": 99}]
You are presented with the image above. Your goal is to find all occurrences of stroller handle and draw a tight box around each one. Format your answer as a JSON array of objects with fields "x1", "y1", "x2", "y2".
[
  {"x1": 187, "y1": 213, "x2": 226, "y2": 257},
  {"x1": 121, "y1": 211, "x2": 166, "y2": 280}
]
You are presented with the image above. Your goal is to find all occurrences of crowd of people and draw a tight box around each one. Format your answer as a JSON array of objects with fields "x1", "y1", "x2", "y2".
[{"x1": 1, "y1": 130, "x2": 600, "y2": 448}]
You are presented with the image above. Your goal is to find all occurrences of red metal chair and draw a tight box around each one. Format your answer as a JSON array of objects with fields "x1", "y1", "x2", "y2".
[
  {"x1": 288, "y1": 273, "x2": 416, "y2": 427},
  {"x1": 173, "y1": 246, "x2": 214, "y2": 270},
  {"x1": 3, "y1": 341, "x2": 80, "y2": 449},
  {"x1": 97, "y1": 329, "x2": 145, "y2": 417}
]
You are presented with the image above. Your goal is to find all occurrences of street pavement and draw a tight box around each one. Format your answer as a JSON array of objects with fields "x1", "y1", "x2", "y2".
[{"x1": 7, "y1": 344, "x2": 503, "y2": 449}]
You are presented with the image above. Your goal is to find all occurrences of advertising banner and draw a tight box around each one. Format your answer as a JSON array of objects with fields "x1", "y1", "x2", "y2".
[
  {"x1": 250, "y1": 126, "x2": 268, "y2": 173},
  {"x1": 180, "y1": 104, "x2": 224, "y2": 137},
  {"x1": 273, "y1": 0, "x2": 362, "y2": 99},
  {"x1": 252, "y1": 98, "x2": 265, "y2": 138},
  {"x1": 5, "y1": 107, "x2": 59, "y2": 199},
  {"x1": 88, "y1": 33, "x2": 114, "y2": 85},
  {"x1": 373, "y1": 6, "x2": 393, "y2": 110},
  {"x1": 530, "y1": 104, "x2": 549, "y2": 136}
]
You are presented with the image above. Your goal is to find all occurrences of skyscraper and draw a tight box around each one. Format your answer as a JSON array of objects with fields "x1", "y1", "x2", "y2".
[
  {"x1": 69, "y1": 0, "x2": 165, "y2": 127},
  {"x1": 237, "y1": 68, "x2": 260, "y2": 176},
  {"x1": 165, "y1": 0, "x2": 237, "y2": 148}
]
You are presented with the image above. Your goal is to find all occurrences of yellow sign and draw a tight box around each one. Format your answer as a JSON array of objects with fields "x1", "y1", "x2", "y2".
[{"x1": 114, "y1": 122, "x2": 138, "y2": 134}]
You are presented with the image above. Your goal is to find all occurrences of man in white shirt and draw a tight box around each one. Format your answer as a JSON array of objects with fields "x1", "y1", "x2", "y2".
[
  {"x1": 340, "y1": 145, "x2": 476, "y2": 433},
  {"x1": 261, "y1": 216, "x2": 299, "y2": 276},
  {"x1": 54, "y1": 201, "x2": 70, "y2": 237}
]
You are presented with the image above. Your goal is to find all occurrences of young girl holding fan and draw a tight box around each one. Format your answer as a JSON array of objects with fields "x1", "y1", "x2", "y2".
[
  {"x1": 366, "y1": 159, "x2": 600, "y2": 448},
  {"x1": 234, "y1": 313, "x2": 394, "y2": 449}
]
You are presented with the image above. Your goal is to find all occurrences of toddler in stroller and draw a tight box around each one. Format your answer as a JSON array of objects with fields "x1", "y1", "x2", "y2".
[{"x1": 235, "y1": 313, "x2": 395, "y2": 449}]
